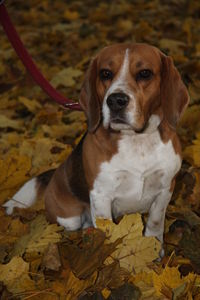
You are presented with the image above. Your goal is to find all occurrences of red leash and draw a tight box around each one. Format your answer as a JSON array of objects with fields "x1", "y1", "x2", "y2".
[{"x1": 0, "y1": 2, "x2": 82, "y2": 111}]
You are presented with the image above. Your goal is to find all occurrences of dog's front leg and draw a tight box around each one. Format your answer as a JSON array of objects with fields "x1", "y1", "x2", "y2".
[
  {"x1": 144, "y1": 188, "x2": 172, "y2": 246},
  {"x1": 90, "y1": 191, "x2": 112, "y2": 227}
]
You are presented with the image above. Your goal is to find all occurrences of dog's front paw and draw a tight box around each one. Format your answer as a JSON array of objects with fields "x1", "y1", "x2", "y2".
[{"x1": 159, "y1": 247, "x2": 165, "y2": 260}]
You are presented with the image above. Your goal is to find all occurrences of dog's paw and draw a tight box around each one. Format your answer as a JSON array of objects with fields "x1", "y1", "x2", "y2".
[
  {"x1": 159, "y1": 247, "x2": 165, "y2": 259},
  {"x1": 2, "y1": 199, "x2": 16, "y2": 215}
]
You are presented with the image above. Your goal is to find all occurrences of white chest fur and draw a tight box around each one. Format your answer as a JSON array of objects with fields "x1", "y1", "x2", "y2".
[{"x1": 90, "y1": 129, "x2": 181, "y2": 220}]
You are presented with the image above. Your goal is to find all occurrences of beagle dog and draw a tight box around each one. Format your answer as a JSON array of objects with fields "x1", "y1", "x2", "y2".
[{"x1": 4, "y1": 43, "x2": 189, "y2": 246}]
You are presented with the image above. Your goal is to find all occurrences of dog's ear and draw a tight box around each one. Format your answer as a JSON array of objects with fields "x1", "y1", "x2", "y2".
[
  {"x1": 79, "y1": 57, "x2": 101, "y2": 133},
  {"x1": 160, "y1": 53, "x2": 189, "y2": 128}
]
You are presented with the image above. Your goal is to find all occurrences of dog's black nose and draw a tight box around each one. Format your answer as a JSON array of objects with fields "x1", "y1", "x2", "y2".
[{"x1": 106, "y1": 93, "x2": 129, "y2": 111}]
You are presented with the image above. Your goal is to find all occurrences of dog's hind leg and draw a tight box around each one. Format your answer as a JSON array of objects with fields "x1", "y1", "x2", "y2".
[{"x1": 56, "y1": 208, "x2": 92, "y2": 231}]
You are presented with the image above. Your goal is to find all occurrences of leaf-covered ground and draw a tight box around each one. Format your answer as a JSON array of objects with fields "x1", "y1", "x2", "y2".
[{"x1": 0, "y1": 0, "x2": 200, "y2": 299}]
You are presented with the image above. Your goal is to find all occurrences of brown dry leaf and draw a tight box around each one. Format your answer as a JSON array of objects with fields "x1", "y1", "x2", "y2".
[
  {"x1": 34, "y1": 105, "x2": 63, "y2": 125},
  {"x1": 107, "y1": 282, "x2": 141, "y2": 300},
  {"x1": 61, "y1": 229, "x2": 120, "y2": 279},
  {"x1": 179, "y1": 224, "x2": 200, "y2": 273},
  {"x1": 188, "y1": 80, "x2": 200, "y2": 104},
  {"x1": 97, "y1": 214, "x2": 161, "y2": 273},
  {"x1": 42, "y1": 243, "x2": 61, "y2": 271},
  {"x1": 0, "y1": 256, "x2": 35, "y2": 294},
  {"x1": 182, "y1": 18, "x2": 193, "y2": 45},
  {"x1": 195, "y1": 43, "x2": 200, "y2": 56},
  {"x1": 0, "y1": 61, "x2": 6, "y2": 76},
  {"x1": 89, "y1": 4, "x2": 109, "y2": 22},
  {"x1": 135, "y1": 282, "x2": 162, "y2": 300},
  {"x1": 187, "y1": 171, "x2": 200, "y2": 209},
  {"x1": 7, "y1": 218, "x2": 29, "y2": 237},
  {"x1": 167, "y1": 207, "x2": 200, "y2": 228},
  {"x1": 95, "y1": 261, "x2": 129, "y2": 290},
  {"x1": 10, "y1": 215, "x2": 63, "y2": 258},
  {"x1": 183, "y1": 132, "x2": 200, "y2": 167},
  {"x1": 0, "y1": 208, "x2": 17, "y2": 245},
  {"x1": 134, "y1": 20, "x2": 154, "y2": 41},
  {"x1": 0, "y1": 207, "x2": 11, "y2": 226},
  {"x1": 179, "y1": 105, "x2": 200, "y2": 135},
  {"x1": 0, "y1": 154, "x2": 31, "y2": 204}
]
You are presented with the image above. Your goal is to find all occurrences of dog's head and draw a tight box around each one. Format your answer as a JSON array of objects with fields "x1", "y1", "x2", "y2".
[{"x1": 80, "y1": 43, "x2": 189, "y2": 133}]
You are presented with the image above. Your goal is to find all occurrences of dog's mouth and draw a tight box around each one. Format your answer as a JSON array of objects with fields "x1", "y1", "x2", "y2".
[
  {"x1": 110, "y1": 117, "x2": 132, "y2": 131},
  {"x1": 111, "y1": 117, "x2": 127, "y2": 124},
  {"x1": 110, "y1": 117, "x2": 147, "y2": 133}
]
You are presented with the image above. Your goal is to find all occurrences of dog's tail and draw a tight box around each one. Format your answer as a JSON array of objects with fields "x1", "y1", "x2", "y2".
[{"x1": 3, "y1": 169, "x2": 55, "y2": 215}]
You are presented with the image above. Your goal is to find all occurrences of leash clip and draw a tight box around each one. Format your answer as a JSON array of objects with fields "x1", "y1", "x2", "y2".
[
  {"x1": 64, "y1": 102, "x2": 79, "y2": 108},
  {"x1": 63, "y1": 102, "x2": 82, "y2": 111}
]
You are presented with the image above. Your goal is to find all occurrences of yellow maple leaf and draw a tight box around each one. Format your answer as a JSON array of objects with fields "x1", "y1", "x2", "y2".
[
  {"x1": 0, "y1": 154, "x2": 31, "y2": 204},
  {"x1": 129, "y1": 271, "x2": 162, "y2": 299},
  {"x1": 66, "y1": 271, "x2": 97, "y2": 300},
  {"x1": 18, "y1": 96, "x2": 42, "y2": 113},
  {"x1": 153, "y1": 266, "x2": 197, "y2": 296},
  {"x1": 11, "y1": 215, "x2": 63, "y2": 258},
  {"x1": 19, "y1": 137, "x2": 72, "y2": 175},
  {"x1": 0, "y1": 256, "x2": 35, "y2": 294},
  {"x1": 0, "y1": 114, "x2": 23, "y2": 130},
  {"x1": 130, "y1": 271, "x2": 154, "y2": 286},
  {"x1": 0, "y1": 132, "x2": 23, "y2": 154},
  {"x1": 50, "y1": 67, "x2": 83, "y2": 88},
  {"x1": 97, "y1": 214, "x2": 161, "y2": 274},
  {"x1": 51, "y1": 270, "x2": 97, "y2": 300}
]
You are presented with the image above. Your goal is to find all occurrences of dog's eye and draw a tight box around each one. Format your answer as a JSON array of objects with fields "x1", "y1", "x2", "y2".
[
  {"x1": 136, "y1": 69, "x2": 153, "y2": 81},
  {"x1": 100, "y1": 69, "x2": 113, "y2": 81}
]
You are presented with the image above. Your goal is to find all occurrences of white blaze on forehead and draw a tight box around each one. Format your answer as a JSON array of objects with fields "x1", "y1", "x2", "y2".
[
  {"x1": 103, "y1": 48, "x2": 131, "y2": 128},
  {"x1": 106, "y1": 48, "x2": 130, "y2": 96}
]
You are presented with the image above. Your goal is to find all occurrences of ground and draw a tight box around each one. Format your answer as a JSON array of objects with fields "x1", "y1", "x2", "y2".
[{"x1": 0, "y1": 0, "x2": 200, "y2": 299}]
